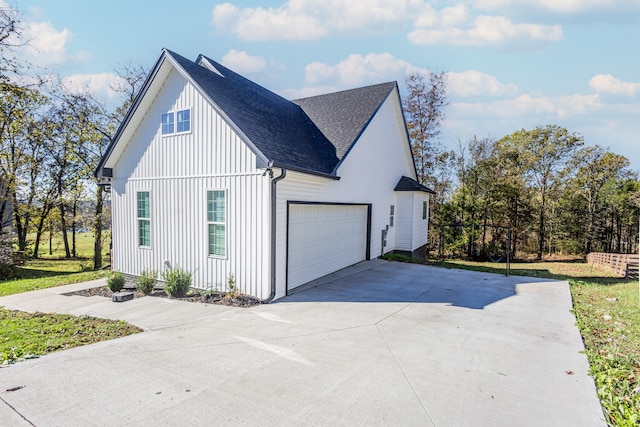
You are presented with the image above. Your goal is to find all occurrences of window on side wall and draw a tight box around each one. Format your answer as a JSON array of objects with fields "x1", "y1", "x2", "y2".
[
  {"x1": 161, "y1": 113, "x2": 174, "y2": 135},
  {"x1": 207, "y1": 190, "x2": 226, "y2": 257},
  {"x1": 137, "y1": 191, "x2": 151, "y2": 247},
  {"x1": 390, "y1": 205, "x2": 395, "y2": 227},
  {"x1": 161, "y1": 108, "x2": 191, "y2": 135},
  {"x1": 176, "y1": 109, "x2": 190, "y2": 133},
  {"x1": 422, "y1": 201, "x2": 428, "y2": 220}
]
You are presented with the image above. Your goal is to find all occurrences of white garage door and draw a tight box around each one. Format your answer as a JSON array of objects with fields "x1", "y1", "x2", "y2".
[{"x1": 288, "y1": 204, "x2": 368, "y2": 290}]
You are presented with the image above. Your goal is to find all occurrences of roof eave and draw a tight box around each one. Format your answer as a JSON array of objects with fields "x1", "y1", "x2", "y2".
[{"x1": 271, "y1": 162, "x2": 340, "y2": 181}]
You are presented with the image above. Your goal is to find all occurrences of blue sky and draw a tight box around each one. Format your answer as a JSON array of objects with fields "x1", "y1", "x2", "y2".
[{"x1": 11, "y1": 0, "x2": 640, "y2": 171}]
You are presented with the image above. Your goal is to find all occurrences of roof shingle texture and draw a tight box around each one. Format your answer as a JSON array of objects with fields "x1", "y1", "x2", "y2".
[
  {"x1": 168, "y1": 50, "x2": 395, "y2": 176},
  {"x1": 394, "y1": 176, "x2": 435, "y2": 194}
]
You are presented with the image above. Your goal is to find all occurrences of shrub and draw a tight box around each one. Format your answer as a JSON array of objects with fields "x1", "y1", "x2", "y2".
[
  {"x1": 136, "y1": 269, "x2": 157, "y2": 295},
  {"x1": 225, "y1": 273, "x2": 237, "y2": 298},
  {"x1": 107, "y1": 271, "x2": 126, "y2": 293},
  {"x1": 161, "y1": 267, "x2": 191, "y2": 297}
]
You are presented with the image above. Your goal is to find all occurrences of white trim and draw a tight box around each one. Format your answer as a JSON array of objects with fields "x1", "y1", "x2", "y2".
[
  {"x1": 136, "y1": 190, "x2": 151, "y2": 249},
  {"x1": 161, "y1": 107, "x2": 192, "y2": 137},
  {"x1": 121, "y1": 172, "x2": 264, "y2": 181},
  {"x1": 206, "y1": 188, "x2": 228, "y2": 259}
]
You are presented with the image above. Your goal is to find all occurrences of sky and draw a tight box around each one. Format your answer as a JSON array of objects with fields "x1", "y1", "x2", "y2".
[{"x1": 8, "y1": 0, "x2": 640, "y2": 172}]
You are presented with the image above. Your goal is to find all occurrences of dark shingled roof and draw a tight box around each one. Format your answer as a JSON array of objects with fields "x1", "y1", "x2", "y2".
[
  {"x1": 97, "y1": 49, "x2": 406, "y2": 179},
  {"x1": 171, "y1": 51, "x2": 396, "y2": 176},
  {"x1": 291, "y1": 82, "x2": 396, "y2": 172},
  {"x1": 171, "y1": 51, "x2": 337, "y2": 175},
  {"x1": 394, "y1": 176, "x2": 435, "y2": 194}
]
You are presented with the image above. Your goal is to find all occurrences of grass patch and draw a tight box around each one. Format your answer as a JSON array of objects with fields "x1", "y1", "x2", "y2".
[
  {"x1": 1, "y1": 308, "x2": 141, "y2": 364},
  {"x1": 1, "y1": 258, "x2": 109, "y2": 297},
  {"x1": 422, "y1": 257, "x2": 639, "y2": 425},
  {"x1": 0, "y1": 234, "x2": 138, "y2": 365},
  {"x1": 571, "y1": 279, "x2": 640, "y2": 426}
]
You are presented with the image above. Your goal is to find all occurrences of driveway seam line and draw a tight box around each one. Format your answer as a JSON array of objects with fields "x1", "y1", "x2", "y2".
[
  {"x1": 0, "y1": 395, "x2": 37, "y2": 426},
  {"x1": 375, "y1": 325, "x2": 436, "y2": 427}
]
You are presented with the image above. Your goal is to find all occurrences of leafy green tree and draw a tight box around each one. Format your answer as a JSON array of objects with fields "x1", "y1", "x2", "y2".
[
  {"x1": 497, "y1": 125, "x2": 583, "y2": 259},
  {"x1": 572, "y1": 146, "x2": 630, "y2": 253}
]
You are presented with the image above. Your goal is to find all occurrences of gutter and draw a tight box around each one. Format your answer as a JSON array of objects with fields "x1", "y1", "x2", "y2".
[{"x1": 263, "y1": 168, "x2": 287, "y2": 303}]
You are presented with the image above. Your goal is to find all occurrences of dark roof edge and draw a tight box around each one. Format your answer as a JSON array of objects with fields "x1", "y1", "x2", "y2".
[
  {"x1": 95, "y1": 48, "x2": 170, "y2": 177},
  {"x1": 394, "y1": 175, "x2": 435, "y2": 194},
  {"x1": 330, "y1": 82, "x2": 396, "y2": 175},
  {"x1": 272, "y1": 162, "x2": 340, "y2": 180}
]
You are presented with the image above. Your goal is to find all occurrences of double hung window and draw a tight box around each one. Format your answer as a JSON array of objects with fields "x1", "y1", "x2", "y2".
[
  {"x1": 137, "y1": 191, "x2": 151, "y2": 247},
  {"x1": 207, "y1": 190, "x2": 226, "y2": 257}
]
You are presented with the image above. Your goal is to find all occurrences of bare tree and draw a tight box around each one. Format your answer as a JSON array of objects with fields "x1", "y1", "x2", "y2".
[{"x1": 402, "y1": 71, "x2": 449, "y2": 187}]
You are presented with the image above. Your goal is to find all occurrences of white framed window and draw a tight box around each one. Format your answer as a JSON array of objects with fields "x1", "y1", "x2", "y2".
[
  {"x1": 176, "y1": 109, "x2": 190, "y2": 133},
  {"x1": 161, "y1": 113, "x2": 174, "y2": 135},
  {"x1": 161, "y1": 108, "x2": 191, "y2": 135},
  {"x1": 137, "y1": 191, "x2": 151, "y2": 247},
  {"x1": 390, "y1": 205, "x2": 395, "y2": 227},
  {"x1": 422, "y1": 201, "x2": 428, "y2": 220},
  {"x1": 207, "y1": 190, "x2": 226, "y2": 257}
]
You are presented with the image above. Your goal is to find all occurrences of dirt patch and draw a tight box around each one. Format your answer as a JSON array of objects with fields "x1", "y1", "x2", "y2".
[{"x1": 64, "y1": 286, "x2": 262, "y2": 308}]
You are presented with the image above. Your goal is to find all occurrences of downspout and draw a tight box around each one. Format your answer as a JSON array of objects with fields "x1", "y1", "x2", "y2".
[{"x1": 263, "y1": 168, "x2": 287, "y2": 303}]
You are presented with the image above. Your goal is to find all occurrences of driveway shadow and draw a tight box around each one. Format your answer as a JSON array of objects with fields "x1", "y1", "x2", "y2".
[{"x1": 280, "y1": 262, "x2": 553, "y2": 310}]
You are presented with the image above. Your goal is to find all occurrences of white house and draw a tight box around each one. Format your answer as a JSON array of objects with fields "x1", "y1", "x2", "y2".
[{"x1": 96, "y1": 49, "x2": 434, "y2": 301}]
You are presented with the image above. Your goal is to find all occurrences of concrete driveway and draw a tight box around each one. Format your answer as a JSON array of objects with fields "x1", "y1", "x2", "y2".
[{"x1": 0, "y1": 260, "x2": 604, "y2": 426}]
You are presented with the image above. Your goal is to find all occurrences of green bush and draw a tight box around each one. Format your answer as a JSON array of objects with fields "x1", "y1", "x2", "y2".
[
  {"x1": 107, "y1": 271, "x2": 125, "y2": 293},
  {"x1": 135, "y1": 269, "x2": 157, "y2": 295},
  {"x1": 161, "y1": 267, "x2": 191, "y2": 297}
]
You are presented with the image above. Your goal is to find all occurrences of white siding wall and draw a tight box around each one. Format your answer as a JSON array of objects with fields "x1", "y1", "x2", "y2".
[
  {"x1": 394, "y1": 192, "x2": 413, "y2": 251},
  {"x1": 110, "y1": 68, "x2": 272, "y2": 299},
  {"x1": 412, "y1": 193, "x2": 430, "y2": 250},
  {"x1": 274, "y1": 89, "x2": 416, "y2": 299}
]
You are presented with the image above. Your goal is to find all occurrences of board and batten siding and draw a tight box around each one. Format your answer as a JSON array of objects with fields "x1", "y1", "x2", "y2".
[
  {"x1": 274, "y1": 89, "x2": 417, "y2": 299},
  {"x1": 110, "y1": 67, "x2": 271, "y2": 299}
]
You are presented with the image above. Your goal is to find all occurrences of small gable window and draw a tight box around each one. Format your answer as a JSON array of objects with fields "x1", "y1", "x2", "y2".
[
  {"x1": 161, "y1": 113, "x2": 174, "y2": 135},
  {"x1": 176, "y1": 109, "x2": 190, "y2": 133},
  {"x1": 161, "y1": 108, "x2": 191, "y2": 135}
]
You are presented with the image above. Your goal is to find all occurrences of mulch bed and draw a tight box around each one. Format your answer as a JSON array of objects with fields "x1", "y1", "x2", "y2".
[{"x1": 63, "y1": 286, "x2": 262, "y2": 308}]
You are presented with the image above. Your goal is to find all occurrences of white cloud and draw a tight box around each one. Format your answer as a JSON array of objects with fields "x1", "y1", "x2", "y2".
[
  {"x1": 448, "y1": 70, "x2": 519, "y2": 97},
  {"x1": 453, "y1": 93, "x2": 601, "y2": 119},
  {"x1": 304, "y1": 53, "x2": 418, "y2": 87},
  {"x1": 589, "y1": 74, "x2": 640, "y2": 96},
  {"x1": 19, "y1": 20, "x2": 90, "y2": 65},
  {"x1": 469, "y1": 0, "x2": 640, "y2": 15},
  {"x1": 408, "y1": 5, "x2": 563, "y2": 47},
  {"x1": 221, "y1": 50, "x2": 267, "y2": 74},
  {"x1": 62, "y1": 73, "x2": 125, "y2": 100},
  {"x1": 212, "y1": 0, "x2": 425, "y2": 41}
]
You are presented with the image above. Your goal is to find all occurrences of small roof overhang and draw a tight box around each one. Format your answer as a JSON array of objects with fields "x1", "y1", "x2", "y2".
[{"x1": 394, "y1": 176, "x2": 435, "y2": 194}]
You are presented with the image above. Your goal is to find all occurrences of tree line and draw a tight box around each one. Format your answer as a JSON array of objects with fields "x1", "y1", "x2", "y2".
[
  {"x1": 2, "y1": 6, "x2": 638, "y2": 274},
  {"x1": 0, "y1": 8, "x2": 145, "y2": 270},
  {"x1": 404, "y1": 73, "x2": 640, "y2": 260}
]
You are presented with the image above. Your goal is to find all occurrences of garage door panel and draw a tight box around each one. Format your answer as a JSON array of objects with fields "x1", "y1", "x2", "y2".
[{"x1": 288, "y1": 204, "x2": 367, "y2": 290}]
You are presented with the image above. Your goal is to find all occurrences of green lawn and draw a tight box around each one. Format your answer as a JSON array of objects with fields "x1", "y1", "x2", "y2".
[
  {"x1": 1, "y1": 231, "x2": 110, "y2": 295},
  {"x1": 1, "y1": 233, "x2": 139, "y2": 365},
  {"x1": 432, "y1": 257, "x2": 639, "y2": 426},
  {"x1": 1, "y1": 308, "x2": 141, "y2": 364}
]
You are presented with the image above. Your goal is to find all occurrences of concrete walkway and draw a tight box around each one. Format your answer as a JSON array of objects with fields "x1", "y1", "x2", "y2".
[{"x1": 0, "y1": 261, "x2": 605, "y2": 426}]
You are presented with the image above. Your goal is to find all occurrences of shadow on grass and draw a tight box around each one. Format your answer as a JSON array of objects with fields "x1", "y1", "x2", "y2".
[{"x1": 428, "y1": 260, "x2": 627, "y2": 286}]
